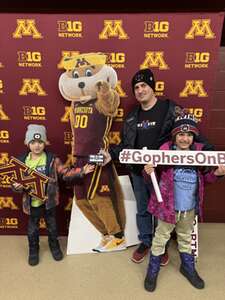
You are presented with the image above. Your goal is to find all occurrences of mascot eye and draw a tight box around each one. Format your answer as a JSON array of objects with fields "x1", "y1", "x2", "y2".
[
  {"x1": 85, "y1": 69, "x2": 93, "y2": 77},
  {"x1": 72, "y1": 70, "x2": 80, "y2": 78}
]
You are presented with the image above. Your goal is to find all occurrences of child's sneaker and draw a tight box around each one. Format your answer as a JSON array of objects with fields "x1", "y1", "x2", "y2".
[
  {"x1": 92, "y1": 235, "x2": 111, "y2": 252},
  {"x1": 28, "y1": 248, "x2": 39, "y2": 266},
  {"x1": 99, "y1": 235, "x2": 126, "y2": 252},
  {"x1": 48, "y1": 239, "x2": 63, "y2": 261}
]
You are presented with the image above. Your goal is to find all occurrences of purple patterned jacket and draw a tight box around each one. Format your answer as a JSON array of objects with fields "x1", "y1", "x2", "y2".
[{"x1": 144, "y1": 141, "x2": 218, "y2": 224}]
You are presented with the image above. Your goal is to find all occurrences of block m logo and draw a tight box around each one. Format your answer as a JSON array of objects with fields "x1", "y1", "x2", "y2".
[
  {"x1": 13, "y1": 19, "x2": 43, "y2": 39},
  {"x1": 185, "y1": 19, "x2": 215, "y2": 39},
  {"x1": 99, "y1": 20, "x2": 128, "y2": 40},
  {"x1": 19, "y1": 79, "x2": 47, "y2": 96},
  {"x1": 140, "y1": 51, "x2": 169, "y2": 70},
  {"x1": 180, "y1": 80, "x2": 207, "y2": 97}
]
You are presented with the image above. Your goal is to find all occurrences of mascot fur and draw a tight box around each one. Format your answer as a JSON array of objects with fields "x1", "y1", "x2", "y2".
[{"x1": 59, "y1": 53, "x2": 126, "y2": 252}]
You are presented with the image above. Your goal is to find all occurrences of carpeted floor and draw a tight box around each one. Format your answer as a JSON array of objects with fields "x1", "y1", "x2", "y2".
[{"x1": 1, "y1": 223, "x2": 224, "y2": 300}]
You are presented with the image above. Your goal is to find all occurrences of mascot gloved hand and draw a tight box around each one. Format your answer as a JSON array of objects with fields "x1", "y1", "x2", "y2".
[{"x1": 59, "y1": 53, "x2": 126, "y2": 252}]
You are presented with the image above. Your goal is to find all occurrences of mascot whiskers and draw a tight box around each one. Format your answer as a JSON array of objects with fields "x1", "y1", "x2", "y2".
[{"x1": 59, "y1": 53, "x2": 126, "y2": 252}]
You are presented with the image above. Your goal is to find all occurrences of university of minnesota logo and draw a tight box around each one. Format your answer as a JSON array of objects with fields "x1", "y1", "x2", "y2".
[
  {"x1": 115, "y1": 81, "x2": 127, "y2": 98},
  {"x1": 13, "y1": 19, "x2": 43, "y2": 39},
  {"x1": 185, "y1": 19, "x2": 215, "y2": 39},
  {"x1": 0, "y1": 197, "x2": 18, "y2": 210},
  {"x1": 99, "y1": 20, "x2": 129, "y2": 40},
  {"x1": 140, "y1": 51, "x2": 169, "y2": 70},
  {"x1": 19, "y1": 79, "x2": 47, "y2": 96},
  {"x1": 0, "y1": 104, "x2": 10, "y2": 121},
  {"x1": 180, "y1": 80, "x2": 207, "y2": 97}
]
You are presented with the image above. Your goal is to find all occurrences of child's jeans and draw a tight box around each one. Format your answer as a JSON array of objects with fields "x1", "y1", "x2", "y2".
[{"x1": 27, "y1": 205, "x2": 58, "y2": 243}]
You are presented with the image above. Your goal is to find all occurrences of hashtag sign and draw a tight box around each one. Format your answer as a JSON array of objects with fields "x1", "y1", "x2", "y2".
[{"x1": 119, "y1": 150, "x2": 131, "y2": 162}]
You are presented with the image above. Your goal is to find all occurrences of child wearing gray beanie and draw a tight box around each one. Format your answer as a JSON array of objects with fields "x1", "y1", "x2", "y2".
[{"x1": 12, "y1": 124, "x2": 94, "y2": 266}]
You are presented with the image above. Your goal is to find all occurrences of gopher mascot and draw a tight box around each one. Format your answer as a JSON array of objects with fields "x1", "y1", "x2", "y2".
[{"x1": 59, "y1": 53, "x2": 126, "y2": 252}]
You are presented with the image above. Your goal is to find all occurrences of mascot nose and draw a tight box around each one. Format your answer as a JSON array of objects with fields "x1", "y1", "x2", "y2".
[{"x1": 78, "y1": 82, "x2": 85, "y2": 89}]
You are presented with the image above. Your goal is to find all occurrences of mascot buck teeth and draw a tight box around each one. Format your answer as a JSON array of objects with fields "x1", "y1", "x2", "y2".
[{"x1": 59, "y1": 53, "x2": 126, "y2": 252}]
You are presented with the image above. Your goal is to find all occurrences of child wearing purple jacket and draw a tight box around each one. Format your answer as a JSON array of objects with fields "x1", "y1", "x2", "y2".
[{"x1": 143, "y1": 113, "x2": 225, "y2": 292}]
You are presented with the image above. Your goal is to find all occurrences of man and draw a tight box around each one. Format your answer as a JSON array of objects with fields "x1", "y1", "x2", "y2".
[{"x1": 103, "y1": 68, "x2": 212, "y2": 265}]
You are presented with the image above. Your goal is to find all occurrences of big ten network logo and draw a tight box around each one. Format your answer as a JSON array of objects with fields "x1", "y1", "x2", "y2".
[
  {"x1": 0, "y1": 130, "x2": 10, "y2": 144},
  {"x1": 144, "y1": 20, "x2": 169, "y2": 38},
  {"x1": 64, "y1": 131, "x2": 73, "y2": 145},
  {"x1": 107, "y1": 52, "x2": 126, "y2": 69},
  {"x1": 19, "y1": 79, "x2": 47, "y2": 96},
  {"x1": 0, "y1": 104, "x2": 10, "y2": 121},
  {"x1": 99, "y1": 20, "x2": 129, "y2": 40},
  {"x1": 180, "y1": 80, "x2": 207, "y2": 98},
  {"x1": 0, "y1": 217, "x2": 19, "y2": 229},
  {"x1": 185, "y1": 19, "x2": 215, "y2": 39},
  {"x1": 57, "y1": 51, "x2": 80, "y2": 69},
  {"x1": 23, "y1": 106, "x2": 46, "y2": 120},
  {"x1": 140, "y1": 51, "x2": 169, "y2": 70},
  {"x1": 155, "y1": 81, "x2": 165, "y2": 97},
  {"x1": 185, "y1": 52, "x2": 210, "y2": 69},
  {"x1": 12, "y1": 19, "x2": 43, "y2": 39},
  {"x1": 0, "y1": 197, "x2": 19, "y2": 210},
  {"x1": 114, "y1": 108, "x2": 124, "y2": 122},
  {"x1": 109, "y1": 131, "x2": 121, "y2": 145},
  {"x1": 17, "y1": 51, "x2": 42, "y2": 68},
  {"x1": 187, "y1": 107, "x2": 204, "y2": 122},
  {"x1": 57, "y1": 20, "x2": 83, "y2": 38}
]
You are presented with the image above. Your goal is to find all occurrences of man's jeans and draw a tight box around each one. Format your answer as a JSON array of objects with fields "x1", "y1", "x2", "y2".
[{"x1": 131, "y1": 173, "x2": 154, "y2": 247}]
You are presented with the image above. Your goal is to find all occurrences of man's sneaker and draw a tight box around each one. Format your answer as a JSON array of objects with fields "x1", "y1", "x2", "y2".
[
  {"x1": 98, "y1": 236, "x2": 126, "y2": 252},
  {"x1": 92, "y1": 235, "x2": 111, "y2": 252},
  {"x1": 131, "y1": 243, "x2": 150, "y2": 263},
  {"x1": 160, "y1": 251, "x2": 169, "y2": 266}
]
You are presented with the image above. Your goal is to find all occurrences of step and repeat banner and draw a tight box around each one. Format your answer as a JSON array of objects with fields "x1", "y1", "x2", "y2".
[{"x1": 0, "y1": 12, "x2": 224, "y2": 234}]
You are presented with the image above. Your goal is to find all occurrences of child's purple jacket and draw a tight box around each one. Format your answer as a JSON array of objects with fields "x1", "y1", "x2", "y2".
[{"x1": 143, "y1": 141, "x2": 218, "y2": 224}]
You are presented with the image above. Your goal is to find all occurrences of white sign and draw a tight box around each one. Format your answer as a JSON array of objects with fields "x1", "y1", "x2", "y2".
[{"x1": 119, "y1": 149, "x2": 225, "y2": 166}]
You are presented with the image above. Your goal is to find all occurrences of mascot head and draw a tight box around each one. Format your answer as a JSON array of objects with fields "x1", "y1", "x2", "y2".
[{"x1": 58, "y1": 52, "x2": 118, "y2": 102}]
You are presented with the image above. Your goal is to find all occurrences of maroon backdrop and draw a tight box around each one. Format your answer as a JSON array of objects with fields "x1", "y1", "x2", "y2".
[{"x1": 0, "y1": 12, "x2": 224, "y2": 235}]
